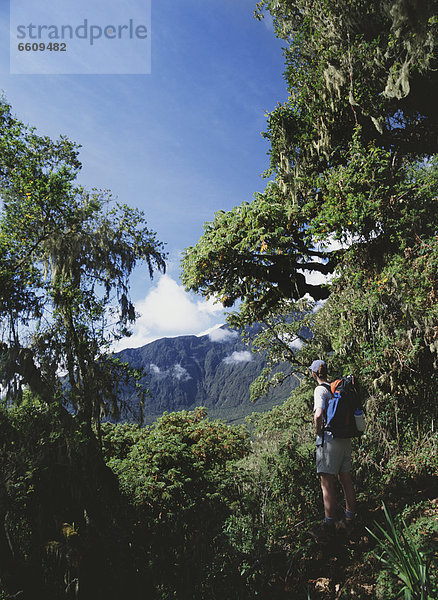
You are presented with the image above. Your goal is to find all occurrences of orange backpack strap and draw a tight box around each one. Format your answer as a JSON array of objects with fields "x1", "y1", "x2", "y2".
[{"x1": 331, "y1": 379, "x2": 343, "y2": 394}]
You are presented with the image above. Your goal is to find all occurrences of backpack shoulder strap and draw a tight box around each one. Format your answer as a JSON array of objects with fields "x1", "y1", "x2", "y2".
[{"x1": 320, "y1": 383, "x2": 332, "y2": 393}]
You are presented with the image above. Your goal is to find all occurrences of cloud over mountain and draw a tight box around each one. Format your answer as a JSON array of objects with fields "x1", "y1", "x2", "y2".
[
  {"x1": 114, "y1": 274, "x2": 225, "y2": 351},
  {"x1": 223, "y1": 350, "x2": 253, "y2": 365}
]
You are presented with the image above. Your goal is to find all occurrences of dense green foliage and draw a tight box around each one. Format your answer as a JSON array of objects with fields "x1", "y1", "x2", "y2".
[
  {"x1": 182, "y1": 184, "x2": 332, "y2": 321},
  {"x1": 1, "y1": 1, "x2": 438, "y2": 597},
  {"x1": 256, "y1": 0, "x2": 437, "y2": 191},
  {"x1": 0, "y1": 400, "x2": 135, "y2": 600},
  {"x1": 2, "y1": 397, "x2": 436, "y2": 599},
  {"x1": 0, "y1": 99, "x2": 166, "y2": 425},
  {"x1": 0, "y1": 98, "x2": 166, "y2": 597},
  {"x1": 182, "y1": 0, "x2": 438, "y2": 431},
  {"x1": 183, "y1": 0, "x2": 437, "y2": 317},
  {"x1": 102, "y1": 409, "x2": 250, "y2": 599},
  {"x1": 367, "y1": 504, "x2": 435, "y2": 600}
]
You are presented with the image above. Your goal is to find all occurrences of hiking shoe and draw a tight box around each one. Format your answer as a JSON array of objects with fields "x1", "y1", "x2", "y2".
[{"x1": 308, "y1": 520, "x2": 336, "y2": 543}]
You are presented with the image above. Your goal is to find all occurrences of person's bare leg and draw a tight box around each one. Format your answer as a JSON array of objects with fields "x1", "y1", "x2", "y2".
[
  {"x1": 320, "y1": 473, "x2": 337, "y2": 518},
  {"x1": 338, "y1": 471, "x2": 356, "y2": 514}
]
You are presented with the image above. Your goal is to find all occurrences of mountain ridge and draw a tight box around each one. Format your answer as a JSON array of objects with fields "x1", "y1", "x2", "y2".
[{"x1": 116, "y1": 325, "x2": 297, "y2": 424}]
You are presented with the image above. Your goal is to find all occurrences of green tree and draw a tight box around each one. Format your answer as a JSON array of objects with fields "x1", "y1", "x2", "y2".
[
  {"x1": 181, "y1": 0, "x2": 438, "y2": 441},
  {"x1": 102, "y1": 409, "x2": 250, "y2": 599},
  {"x1": 257, "y1": 0, "x2": 438, "y2": 191},
  {"x1": 182, "y1": 183, "x2": 332, "y2": 323},
  {"x1": 183, "y1": 0, "x2": 437, "y2": 318},
  {"x1": 0, "y1": 99, "x2": 166, "y2": 425}
]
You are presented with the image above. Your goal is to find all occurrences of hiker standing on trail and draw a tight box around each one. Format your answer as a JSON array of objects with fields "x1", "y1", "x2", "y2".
[{"x1": 309, "y1": 359, "x2": 357, "y2": 540}]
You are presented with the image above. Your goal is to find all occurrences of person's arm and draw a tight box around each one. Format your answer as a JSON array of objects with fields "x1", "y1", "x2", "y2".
[{"x1": 314, "y1": 406, "x2": 323, "y2": 435}]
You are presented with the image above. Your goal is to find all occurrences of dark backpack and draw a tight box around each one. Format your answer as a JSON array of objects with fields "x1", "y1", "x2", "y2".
[{"x1": 323, "y1": 375, "x2": 363, "y2": 438}]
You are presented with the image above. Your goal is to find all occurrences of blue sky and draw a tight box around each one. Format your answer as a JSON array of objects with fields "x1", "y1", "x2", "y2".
[{"x1": 1, "y1": 0, "x2": 288, "y2": 348}]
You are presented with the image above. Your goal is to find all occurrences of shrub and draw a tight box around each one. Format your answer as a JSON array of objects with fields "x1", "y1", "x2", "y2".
[{"x1": 367, "y1": 503, "x2": 436, "y2": 600}]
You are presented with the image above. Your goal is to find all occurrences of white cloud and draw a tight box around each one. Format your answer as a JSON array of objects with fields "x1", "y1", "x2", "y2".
[
  {"x1": 196, "y1": 295, "x2": 223, "y2": 316},
  {"x1": 196, "y1": 323, "x2": 223, "y2": 338},
  {"x1": 113, "y1": 275, "x2": 226, "y2": 351},
  {"x1": 208, "y1": 327, "x2": 239, "y2": 343},
  {"x1": 298, "y1": 267, "x2": 332, "y2": 288},
  {"x1": 223, "y1": 350, "x2": 253, "y2": 365},
  {"x1": 301, "y1": 294, "x2": 328, "y2": 312},
  {"x1": 172, "y1": 364, "x2": 191, "y2": 381},
  {"x1": 277, "y1": 331, "x2": 304, "y2": 352},
  {"x1": 297, "y1": 235, "x2": 359, "y2": 295},
  {"x1": 148, "y1": 362, "x2": 191, "y2": 381},
  {"x1": 298, "y1": 252, "x2": 335, "y2": 289}
]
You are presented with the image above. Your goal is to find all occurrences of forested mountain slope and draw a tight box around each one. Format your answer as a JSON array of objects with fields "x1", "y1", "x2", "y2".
[{"x1": 117, "y1": 326, "x2": 298, "y2": 423}]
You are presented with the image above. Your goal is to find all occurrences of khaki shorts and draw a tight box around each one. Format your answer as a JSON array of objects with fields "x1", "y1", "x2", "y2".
[{"x1": 316, "y1": 438, "x2": 352, "y2": 475}]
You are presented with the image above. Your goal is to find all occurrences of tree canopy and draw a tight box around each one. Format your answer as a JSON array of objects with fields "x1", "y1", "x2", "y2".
[
  {"x1": 0, "y1": 99, "x2": 166, "y2": 425},
  {"x1": 182, "y1": 0, "x2": 438, "y2": 424},
  {"x1": 182, "y1": 182, "x2": 332, "y2": 323},
  {"x1": 258, "y1": 0, "x2": 438, "y2": 181}
]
